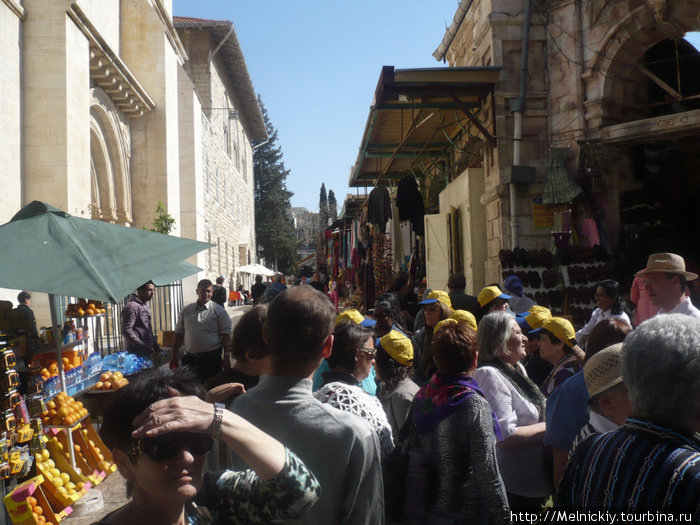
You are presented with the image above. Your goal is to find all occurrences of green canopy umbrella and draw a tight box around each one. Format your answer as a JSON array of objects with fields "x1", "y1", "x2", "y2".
[
  {"x1": 151, "y1": 261, "x2": 202, "y2": 286},
  {"x1": 0, "y1": 201, "x2": 212, "y2": 403},
  {"x1": 0, "y1": 201, "x2": 212, "y2": 302}
]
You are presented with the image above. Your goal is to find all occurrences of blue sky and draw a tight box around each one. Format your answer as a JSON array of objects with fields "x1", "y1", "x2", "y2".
[
  {"x1": 172, "y1": 1, "x2": 700, "y2": 212},
  {"x1": 172, "y1": 1, "x2": 460, "y2": 211}
]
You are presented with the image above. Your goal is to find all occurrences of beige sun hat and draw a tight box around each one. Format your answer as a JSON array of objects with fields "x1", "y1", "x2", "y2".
[
  {"x1": 584, "y1": 343, "x2": 624, "y2": 398},
  {"x1": 634, "y1": 252, "x2": 698, "y2": 281}
]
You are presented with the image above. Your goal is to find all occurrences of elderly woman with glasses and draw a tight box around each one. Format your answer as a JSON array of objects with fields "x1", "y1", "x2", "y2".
[
  {"x1": 95, "y1": 367, "x2": 320, "y2": 525},
  {"x1": 314, "y1": 321, "x2": 395, "y2": 458},
  {"x1": 474, "y1": 311, "x2": 551, "y2": 508}
]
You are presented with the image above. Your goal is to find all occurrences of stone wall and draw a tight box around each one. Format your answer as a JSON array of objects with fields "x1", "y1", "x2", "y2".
[
  {"x1": 0, "y1": 1, "x2": 23, "y2": 224},
  {"x1": 177, "y1": 29, "x2": 256, "y2": 287},
  {"x1": 442, "y1": 0, "x2": 700, "y2": 282},
  {"x1": 446, "y1": 0, "x2": 551, "y2": 282},
  {"x1": 120, "y1": 0, "x2": 183, "y2": 231}
]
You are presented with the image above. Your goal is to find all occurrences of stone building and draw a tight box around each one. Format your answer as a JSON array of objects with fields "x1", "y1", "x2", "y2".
[
  {"x1": 349, "y1": 0, "x2": 700, "y2": 291},
  {"x1": 431, "y1": 0, "x2": 700, "y2": 284},
  {"x1": 291, "y1": 207, "x2": 320, "y2": 259},
  {"x1": 175, "y1": 17, "x2": 266, "y2": 292},
  {"x1": 0, "y1": 0, "x2": 264, "y2": 323}
]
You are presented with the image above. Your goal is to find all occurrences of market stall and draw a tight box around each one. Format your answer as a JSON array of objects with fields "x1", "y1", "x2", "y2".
[{"x1": 0, "y1": 201, "x2": 211, "y2": 524}]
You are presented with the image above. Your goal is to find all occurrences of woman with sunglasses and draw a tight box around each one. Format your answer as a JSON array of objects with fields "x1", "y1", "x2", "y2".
[
  {"x1": 95, "y1": 367, "x2": 320, "y2": 525},
  {"x1": 314, "y1": 321, "x2": 395, "y2": 459}
]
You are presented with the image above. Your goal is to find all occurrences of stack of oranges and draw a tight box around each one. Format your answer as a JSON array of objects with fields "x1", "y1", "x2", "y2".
[
  {"x1": 65, "y1": 299, "x2": 106, "y2": 317},
  {"x1": 40, "y1": 393, "x2": 88, "y2": 427},
  {"x1": 39, "y1": 358, "x2": 75, "y2": 381},
  {"x1": 92, "y1": 371, "x2": 128, "y2": 391},
  {"x1": 26, "y1": 495, "x2": 47, "y2": 524},
  {"x1": 39, "y1": 363, "x2": 59, "y2": 381}
]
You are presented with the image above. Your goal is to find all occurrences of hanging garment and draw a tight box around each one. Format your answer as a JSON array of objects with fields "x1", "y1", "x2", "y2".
[
  {"x1": 367, "y1": 187, "x2": 392, "y2": 233},
  {"x1": 396, "y1": 176, "x2": 425, "y2": 235}
]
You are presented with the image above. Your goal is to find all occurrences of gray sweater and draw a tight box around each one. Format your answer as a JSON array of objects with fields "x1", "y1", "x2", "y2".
[
  {"x1": 378, "y1": 378, "x2": 419, "y2": 439},
  {"x1": 414, "y1": 395, "x2": 510, "y2": 524},
  {"x1": 231, "y1": 375, "x2": 384, "y2": 525}
]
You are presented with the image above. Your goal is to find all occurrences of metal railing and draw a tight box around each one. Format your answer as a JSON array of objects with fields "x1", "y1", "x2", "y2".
[{"x1": 54, "y1": 282, "x2": 184, "y2": 356}]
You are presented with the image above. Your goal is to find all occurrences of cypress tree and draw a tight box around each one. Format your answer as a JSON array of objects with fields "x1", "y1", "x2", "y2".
[
  {"x1": 253, "y1": 97, "x2": 298, "y2": 274},
  {"x1": 319, "y1": 183, "x2": 329, "y2": 228},
  {"x1": 328, "y1": 189, "x2": 338, "y2": 221}
]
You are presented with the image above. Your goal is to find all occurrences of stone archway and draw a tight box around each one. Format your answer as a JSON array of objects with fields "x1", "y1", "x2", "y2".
[
  {"x1": 89, "y1": 87, "x2": 133, "y2": 225},
  {"x1": 581, "y1": 1, "x2": 700, "y2": 267},
  {"x1": 584, "y1": 1, "x2": 700, "y2": 127}
]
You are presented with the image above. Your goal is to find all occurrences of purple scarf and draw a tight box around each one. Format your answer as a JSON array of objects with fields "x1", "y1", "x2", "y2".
[{"x1": 413, "y1": 373, "x2": 502, "y2": 440}]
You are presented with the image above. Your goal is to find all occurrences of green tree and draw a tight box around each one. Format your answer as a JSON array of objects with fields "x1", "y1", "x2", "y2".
[
  {"x1": 319, "y1": 183, "x2": 329, "y2": 228},
  {"x1": 328, "y1": 189, "x2": 338, "y2": 222},
  {"x1": 149, "y1": 201, "x2": 175, "y2": 234},
  {"x1": 254, "y1": 97, "x2": 298, "y2": 274}
]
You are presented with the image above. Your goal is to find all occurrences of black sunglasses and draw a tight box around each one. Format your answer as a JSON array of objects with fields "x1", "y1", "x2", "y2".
[{"x1": 129, "y1": 433, "x2": 213, "y2": 462}]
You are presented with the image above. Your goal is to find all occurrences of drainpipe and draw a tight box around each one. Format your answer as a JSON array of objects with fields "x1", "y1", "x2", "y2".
[
  {"x1": 509, "y1": 0, "x2": 532, "y2": 249},
  {"x1": 251, "y1": 138, "x2": 269, "y2": 151},
  {"x1": 210, "y1": 23, "x2": 236, "y2": 62}
]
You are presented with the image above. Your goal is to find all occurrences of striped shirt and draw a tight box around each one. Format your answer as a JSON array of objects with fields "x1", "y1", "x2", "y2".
[{"x1": 556, "y1": 417, "x2": 700, "y2": 516}]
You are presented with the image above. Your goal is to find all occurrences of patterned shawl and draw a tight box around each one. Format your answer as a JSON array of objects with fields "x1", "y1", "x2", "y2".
[
  {"x1": 480, "y1": 358, "x2": 546, "y2": 421},
  {"x1": 413, "y1": 373, "x2": 502, "y2": 440}
]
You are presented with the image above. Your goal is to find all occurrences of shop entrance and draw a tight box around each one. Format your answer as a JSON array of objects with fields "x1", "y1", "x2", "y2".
[{"x1": 598, "y1": 37, "x2": 700, "y2": 279}]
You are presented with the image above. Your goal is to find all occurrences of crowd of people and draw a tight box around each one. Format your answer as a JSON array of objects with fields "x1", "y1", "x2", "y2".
[{"x1": 100, "y1": 251, "x2": 699, "y2": 524}]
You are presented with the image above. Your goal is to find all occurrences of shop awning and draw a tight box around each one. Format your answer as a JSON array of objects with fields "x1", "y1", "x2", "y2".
[
  {"x1": 349, "y1": 66, "x2": 502, "y2": 187},
  {"x1": 339, "y1": 194, "x2": 367, "y2": 219}
]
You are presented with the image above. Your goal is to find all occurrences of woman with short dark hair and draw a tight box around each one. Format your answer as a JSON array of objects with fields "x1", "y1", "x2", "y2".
[
  {"x1": 94, "y1": 367, "x2": 319, "y2": 525},
  {"x1": 411, "y1": 321, "x2": 510, "y2": 524},
  {"x1": 314, "y1": 321, "x2": 394, "y2": 458},
  {"x1": 536, "y1": 317, "x2": 585, "y2": 397},
  {"x1": 205, "y1": 304, "x2": 270, "y2": 399},
  {"x1": 374, "y1": 292, "x2": 409, "y2": 336}
]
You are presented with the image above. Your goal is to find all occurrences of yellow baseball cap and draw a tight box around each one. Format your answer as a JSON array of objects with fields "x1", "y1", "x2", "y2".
[
  {"x1": 334, "y1": 309, "x2": 377, "y2": 328},
  {"x1": 531, "y1": 317, "x2": 576, "y2": 347},
  {"x1": 418, "y1": 290, "x2": 452, "y2": 310},
  {"x1": 379, "y1": 330, "x2": 414, "y2": 365},
  {"x1": 516, "y1": 305, "x2": 552, "y2": 332},
  {"x1": 434, "y1": 318, "x2": 457, "y2": 335},
  {"x1": 450, "y1": 310, "x2": 478, "y2": 331},
  {"x1": 477, "y1": 286, "x2": 512, "y2": 307}
]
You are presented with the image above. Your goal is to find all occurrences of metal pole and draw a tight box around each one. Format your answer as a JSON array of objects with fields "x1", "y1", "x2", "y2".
[{"x1": 510, "y1": 0, "x2": 532, "y2": 249}]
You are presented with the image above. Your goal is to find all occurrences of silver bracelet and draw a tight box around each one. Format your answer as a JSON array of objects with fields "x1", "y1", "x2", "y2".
[{"x1": 211, "y1": 402, "x2": 225, "y2": 440}]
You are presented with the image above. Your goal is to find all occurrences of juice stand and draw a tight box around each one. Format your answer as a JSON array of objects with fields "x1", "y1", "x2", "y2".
[{"x1": 0, "y1": 201, "x2": 211, "y2": 524}]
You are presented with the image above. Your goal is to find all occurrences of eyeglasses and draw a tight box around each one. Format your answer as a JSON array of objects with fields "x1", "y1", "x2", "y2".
[
  {"x1": 359, "y1": 347, "x2": 377, "y2": 357},
  {"x1": 129, "y1": 433, "x2": 213, "y2": 462}
]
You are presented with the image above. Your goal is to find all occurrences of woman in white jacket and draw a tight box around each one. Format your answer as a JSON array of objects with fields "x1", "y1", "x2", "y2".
[{"x1": 474, "y1": 311, "x2": 552, "y2": 508}]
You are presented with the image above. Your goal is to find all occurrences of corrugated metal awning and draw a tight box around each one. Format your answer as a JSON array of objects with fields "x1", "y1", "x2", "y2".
[{"x1": 349, "y1": 65, "x2": 502, "y2": 187}]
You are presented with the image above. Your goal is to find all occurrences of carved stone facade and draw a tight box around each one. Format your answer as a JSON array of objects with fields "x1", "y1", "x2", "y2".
[
  {"x1": 437, "y1": 0, "x2": 700, "y2": 282},
  {"x1": 0, "y1": 1, "x2": 265, "y2": 318}
]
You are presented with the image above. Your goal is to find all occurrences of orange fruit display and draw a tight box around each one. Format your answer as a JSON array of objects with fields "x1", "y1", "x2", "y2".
[
  {"x1": 41, "y1": 392, "x2": 88, "y2": 426},
  {"x1": 92, "y1": 371, "x2": 129, "y2": 391}
]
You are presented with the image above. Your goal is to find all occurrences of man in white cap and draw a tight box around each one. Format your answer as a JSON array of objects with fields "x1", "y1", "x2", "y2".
[{"x1": 635, "y1": 252, "x2": 700, "y2": 319}]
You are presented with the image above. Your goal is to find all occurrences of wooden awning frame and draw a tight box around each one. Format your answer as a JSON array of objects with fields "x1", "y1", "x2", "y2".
[{"x1": 349, "y1": 66, "x2": 502, "y2": 187}]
